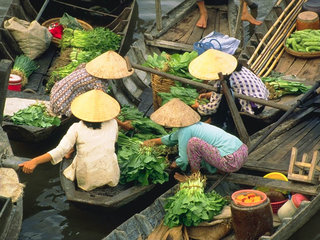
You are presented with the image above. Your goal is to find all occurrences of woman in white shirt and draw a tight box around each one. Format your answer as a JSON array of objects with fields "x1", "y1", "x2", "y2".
[{"x1": 19, "y1": 90, "x2": 121, "y2": 191}]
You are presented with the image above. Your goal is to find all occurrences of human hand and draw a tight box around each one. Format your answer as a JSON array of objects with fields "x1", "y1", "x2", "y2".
[
  {"x1": 170, "y1": 161, "x2": 178, "y2": 169},
  {"x1": 121, "y1": 120, "x2": 134, "y2": 131},
  {"x1": 191, "y1": 99, "x2": 199, "y2": 110},
  {"x1": 198, "y1": 92, "x2": 212, "y2": 100},
  {"x1": 143, "y1": 139, "x2": 157, "y2": 147},
  {"x1": 18, "y1": 160, "x2": 37, "y2": 174}
]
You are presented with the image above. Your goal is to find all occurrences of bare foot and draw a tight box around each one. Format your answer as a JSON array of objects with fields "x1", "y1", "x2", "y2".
[
  {"x1": 196, "y1": 14, "x2": 208, "y2": 28},
  {"x1": 241, "y1": 13, "x2": 262, "y2": 26},
  {"x1": 174, "y1": 172, "x2": 188, "y2": 182}
]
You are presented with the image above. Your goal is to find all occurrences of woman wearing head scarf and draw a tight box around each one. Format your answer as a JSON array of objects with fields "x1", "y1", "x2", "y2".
[
  {"x1": 19, "y1": 90, "x2": 121, "y2": 191},
  {"x1": 143, "y1": 98, "x2": 248, "y2": 180},
  {"x1": 50, "y1": 50, "x2": 134, "y2": 130}
]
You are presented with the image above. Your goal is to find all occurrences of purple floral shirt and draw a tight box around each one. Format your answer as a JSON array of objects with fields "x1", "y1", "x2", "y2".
[{"x1": 197, "y1": 67, "x2": 269, "y2": 115}]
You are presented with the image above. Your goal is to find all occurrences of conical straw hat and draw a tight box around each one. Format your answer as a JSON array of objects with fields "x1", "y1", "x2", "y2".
[
  {"x1": 71, "y1": 89, "x2": 120, "y2": 122},
  {"x1": 85, "y1": 51, "x2": 134, "y2": 79},
  {"x1": 150, "y1": 98, "x2": 200, "y2": 128},
  {"x1": 189, "y1": 49, "x2": 237, "y2": 80}
]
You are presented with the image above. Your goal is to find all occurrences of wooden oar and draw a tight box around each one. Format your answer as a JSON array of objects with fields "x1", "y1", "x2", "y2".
[
  {"x1": 130, "y1": 62, "x2": 292, "y2": 111},
  {"x1": 247, "y1": 0, "x2": 299, "y2": 65}
]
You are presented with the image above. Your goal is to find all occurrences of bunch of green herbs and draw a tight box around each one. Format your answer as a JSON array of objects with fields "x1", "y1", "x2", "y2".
[
  {"x1": 60, "y1": 27, "x2": 122, "y2": 52},
  {"x1": 164, "y1": 172, "x2": 228, "y2": 228},
  {"x1": 117, "y1": 132, "x2": 169, "y2": 185},
  {"x1": 10, "y1": 103, "x2": 61, "y2": 128},
  {"x1": 59, "y1": 13, "x2": 83, "y2": 30},
  {"x1": 12, "y1": 55, "x2": 39, "y2": 78}
]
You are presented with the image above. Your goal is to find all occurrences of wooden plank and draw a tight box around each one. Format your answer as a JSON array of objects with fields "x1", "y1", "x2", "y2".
[
  {"x1": 145, "y1": 39, "x2": 193, "y2": 52},
  {"x1": 206, "y1": 173, "x2": 319, "y2": 195},
  {"x1": 186, "y1": 23, "x2": 205, "y2": 44},
  {"x1": 218, "y1": 10, "x2": 229, "y2": 36},
  {"x1": 160, "y1": 8, "x2": 199, "y2": 42},
  {"x1": 285, "y1": 58, "x2": 307, "y2": 76},
  {"x1": 274, "y1": 52, "x2": 295, "y2": 73},
  {"x1": 0, "y1": 59, "x2": 12, "y2": 124},
  {"x1": 296, "y1": 58, "x2": 320, "y2": 82}
]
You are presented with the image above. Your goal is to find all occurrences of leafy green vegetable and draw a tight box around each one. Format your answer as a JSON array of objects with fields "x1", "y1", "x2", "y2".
[
  {"x1": 59, "y1": 13, "x2": 83, "y2": 30},
  {"x1": 10, "y1": 103, "x2": 61, "y2": 128},
  {"x1": 117, "y1": 132, "x2": 169, "y2": 185},
  {"x1": 158, "y1": 86, "x2": 208, "y2": 106},
  {"x1": 164, "y1": 172, "x2": 228, "y2": 228},
  {"x1": 12, "y1": 55, "x2": 39, "y2": 78},
  {"x1": 61, "y1": 27, "x2": 122, "y2": 52},
  {"x1": 261, "y1": 75, "x2": 311, "y2": 99}
]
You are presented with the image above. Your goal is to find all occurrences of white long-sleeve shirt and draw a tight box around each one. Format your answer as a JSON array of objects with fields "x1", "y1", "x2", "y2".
[{"x1": 48, "y1": 120, "x2": 119, "y2": 191}]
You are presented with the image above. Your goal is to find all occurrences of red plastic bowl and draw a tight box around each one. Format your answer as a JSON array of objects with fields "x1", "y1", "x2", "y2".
[
  {"x1": 271, "y1": 199, "x2": 288, "y2": 213},
  {"x1": 232, "y1": 189, "x2": 267, "y2": 207}
]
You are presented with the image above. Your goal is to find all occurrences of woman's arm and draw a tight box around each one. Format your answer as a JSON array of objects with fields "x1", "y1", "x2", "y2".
[
  {"x1": 143, "y1": 138, "x2": 162, "y2": 146},
  {"x1": 19, "y1": 153, "x2": 52, "y2": 174}
]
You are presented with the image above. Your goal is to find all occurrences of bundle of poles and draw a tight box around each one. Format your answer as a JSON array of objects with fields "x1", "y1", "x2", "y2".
[{"x1": 247, "y1": 0, "x2": 306, "y2": 77}]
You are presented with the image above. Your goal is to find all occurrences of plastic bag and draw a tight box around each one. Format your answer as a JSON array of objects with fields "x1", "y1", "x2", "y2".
[
  {"x1": 4, "y1": 17, "x2": 52, "y2": 60},
  {"x1": 193, "y1": 31, "x2": 240, "y2": 55}
]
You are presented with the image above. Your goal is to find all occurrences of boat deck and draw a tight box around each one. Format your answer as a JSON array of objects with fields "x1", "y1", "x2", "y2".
[{"x1": 246, "y1": 105, "x2": 320, "y2": 175}]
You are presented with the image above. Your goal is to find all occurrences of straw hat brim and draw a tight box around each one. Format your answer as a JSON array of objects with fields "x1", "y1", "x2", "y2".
[
  {"x1": 71, "y1": 89, "x2": 120, "y2": 122},
  {"x1": 85, "y1": 51, "x2": 134, "y2": 79},
  {"x1": 150, "y1": 98, "x2": 200, "y2": 128},
  {"x1": 189, "y1": 49, "x2": 238, "y2": 80}
]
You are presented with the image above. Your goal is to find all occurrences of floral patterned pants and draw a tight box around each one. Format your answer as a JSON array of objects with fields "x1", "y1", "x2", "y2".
[{"x1": 187, "y1": 137, "x2": 248, "y2": 172}]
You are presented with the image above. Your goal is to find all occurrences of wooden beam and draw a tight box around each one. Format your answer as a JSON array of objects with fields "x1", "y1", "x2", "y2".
[
  {"x1": 220, "y1": 73, "x2": 249, "y2": 144},
  {"x1": 0, "y1": 59, "x2": 12, "y2": 125},
  {"x1": 206, "y1": 172, "x2": 320, "y2": 196},
  {"x1": 145, "y1": 39, "x2": 193, "y2": 52}
]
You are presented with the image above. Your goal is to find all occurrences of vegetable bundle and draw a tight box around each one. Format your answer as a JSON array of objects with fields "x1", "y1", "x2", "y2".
[
  {"x1": 10, "y1": 103, "x2": 61, "y2": 128},
  {"x1": 117, "y1": 133, "x2": 169, "y2": 186},
  {"x1": 285, "y1": 29, "x2": 320, "y2": 52},
  {"x1": 60, "y1": 27, "x2": 122, "y2": 52},
  {"x1": 11, "y1": 55, "x2": 39, "y2": 87},
  {"x1": 261, "y1": 76, "x2": 311, "y2": 99},
  {"x1": 46, "y1": 48, "x2": 102, "y2": 92},
  {"x1": 143, "y1": 51, "x2": 202, "y2": 82},
  {"x1": 164, "y1": 172, "x2": 228, "y2": 228}
]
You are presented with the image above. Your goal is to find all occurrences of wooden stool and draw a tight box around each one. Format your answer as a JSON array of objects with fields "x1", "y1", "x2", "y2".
[
  {"x1": 296, "y1": 11, "x2": 320, "y2": 31},
  {"x1": 288, "y1": 147, "x2": 320, "y2": 184}
]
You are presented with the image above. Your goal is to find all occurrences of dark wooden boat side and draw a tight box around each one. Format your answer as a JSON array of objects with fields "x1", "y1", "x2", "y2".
[
  {"x1": 59, "y1": 158, "x2": 155, "y2": 209},
  {"x1": 103, "y1": 174, "x2": 320, "y2": 240},
  {"x1": 0, "y1": 0, "x2": 137, "y2": 142},
  {"x1": 0, "y1": 128, "x2": 23, "y2": 240}
]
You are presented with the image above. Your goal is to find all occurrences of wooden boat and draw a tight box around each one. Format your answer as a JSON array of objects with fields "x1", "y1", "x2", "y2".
[
  {"x1": 103, "y1": 102, "x2": 320, "y2": 240},
  {"x1": 0, "y1": 0, "x2": 137, "y2": 142},
  {"x1": 59, "y1": 158, "x2": 156, "y2": 209},
  {"x1": 0, "y1": 128, "x2": 23, "y2": 240}
]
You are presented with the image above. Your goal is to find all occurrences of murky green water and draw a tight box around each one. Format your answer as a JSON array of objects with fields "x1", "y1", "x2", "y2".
[{"x1": 11, "y1": 1, "x2": 320, "y2": 239}]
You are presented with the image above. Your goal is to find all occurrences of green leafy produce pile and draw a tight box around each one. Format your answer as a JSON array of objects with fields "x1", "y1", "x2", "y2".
[
  {"x1": 10, "y1": 103, "x2": 61, "y2": 128},
  {"x1": 261, "y1": 76, "x2": 311, "y2": 99},
  {"x1": 46, "y1": 48, "x2": 102, "y2": 92},
  {"x1": 285, "y1": 29, "x2": 320, "y2": 52},
  {"x1": 158, "y1": 86, "x2": 209, "y2": 106},
  {"x1": 61, "y1": 27, "x2": 122, "y2": 51},
  {"x1": 117, "y1": 132, "x2": 169, "y2": 186},
  {"x1": 143, "y1": 51, "x2": 202, "y2": 82},
  {"x1": 164, "y1": 172, "x2": 228, "y2": 228},
  {"x1": 59, "y1": 13, "x2": 83, "y2": 30},
  {"x1": 118, "y1": 105, "x2": 168, "y2": 138}
]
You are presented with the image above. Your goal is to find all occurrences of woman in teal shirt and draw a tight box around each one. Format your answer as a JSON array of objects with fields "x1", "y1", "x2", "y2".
[{"x1": 144, "y1": 98, "x2": 248, "y2": 179}]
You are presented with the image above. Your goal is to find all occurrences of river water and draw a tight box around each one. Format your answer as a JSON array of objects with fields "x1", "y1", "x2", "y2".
[{"x1": 10, "y1": 0, "x2": 320, "y2": 239}]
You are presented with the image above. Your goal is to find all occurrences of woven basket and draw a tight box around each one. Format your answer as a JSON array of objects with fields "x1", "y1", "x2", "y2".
[
  {"x1": 42, "y1": 18, "x2": 93, "y2": 46},
  {"x1": 284, "y1": 36, "x2": 320, "y2": 59},
  {"x1": 151, "y1": 73, "x2": 175, "y2": 111}
]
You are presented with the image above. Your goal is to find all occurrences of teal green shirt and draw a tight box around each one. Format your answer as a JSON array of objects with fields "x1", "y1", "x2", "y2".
[{"x1": 161, "y1": 122, "x2": 243, "y2": 172}]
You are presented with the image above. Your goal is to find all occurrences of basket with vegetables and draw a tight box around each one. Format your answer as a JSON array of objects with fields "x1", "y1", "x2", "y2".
[
  {"x1": 11, "y1": 54, "x2": 39, "y2": 87},
  {"x1": 284, "y1": 29, "x2": 320, "y2": 58}
]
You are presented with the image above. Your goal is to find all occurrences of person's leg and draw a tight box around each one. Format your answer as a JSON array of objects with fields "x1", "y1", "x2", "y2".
[
  {"x1": 241, "y1": 0, "x2": 262, "y2": 26},
  {"x1": 187, "y1": 137, "x2": 248, "y2": 172},
  {"x1": 196, "y1": 1, "x2": 208, "y2": 28}
]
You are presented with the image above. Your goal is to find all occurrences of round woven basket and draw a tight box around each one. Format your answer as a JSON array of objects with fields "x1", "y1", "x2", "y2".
[
  {"x1": 42, "y1": 18, "x2": 93, "y2": 46},
  {"x1": 151, "y1": 73, "x2": 175, "y2": 111},
  {"x1": 284, "y1": 36, "x2": 320, "y2": 59}
]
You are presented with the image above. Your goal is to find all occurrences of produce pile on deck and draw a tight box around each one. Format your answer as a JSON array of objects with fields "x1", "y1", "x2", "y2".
[{"x1": 285, "y1": 29, "x2": 320, "y2": 53}]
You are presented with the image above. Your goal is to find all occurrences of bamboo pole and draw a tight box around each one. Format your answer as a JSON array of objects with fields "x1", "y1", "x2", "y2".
[
  {"x1": 255, "y1": 20, "x2": 297, "y2": 75},
  {"x1": 250, "y1": 0, "x2": 304, "y2": 71},
  {"x1": 233, "y1": 0, "x2": 244, "y2": 38},
  {"x1": 155, "y1": 0, "x2": 163, "y2": 31},
  {"x1": 258, "y1": 24, "x2": 296, "y2": 77},
  {"x1": 275, "y1": 0, "x2": 284, "y2": 7},
  {"x1": 262, "y1": 48, "x2": 285, "y2": 77},
  {"x1": 247, "y1": 0, "x2": 299, "y2": 65}
]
